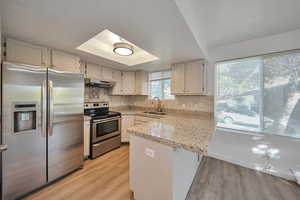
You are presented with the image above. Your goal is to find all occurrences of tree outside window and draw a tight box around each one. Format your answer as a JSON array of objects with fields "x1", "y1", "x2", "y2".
[
  {"x1": 149, "y1": 71, "x2": 174, "y2": 100},
  {"x1": 216, "y1": 50, "x2": 300, "y2": 139}
]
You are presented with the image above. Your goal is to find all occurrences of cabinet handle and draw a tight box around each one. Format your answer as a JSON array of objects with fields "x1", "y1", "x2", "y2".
[{"x1": 202, "y1": 63, "x2": 205, "y2": 93}]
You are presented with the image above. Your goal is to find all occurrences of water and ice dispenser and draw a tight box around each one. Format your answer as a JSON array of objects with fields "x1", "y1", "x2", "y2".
[{"x1": 13, "y1": 103, "x2": 37, "y2": 134}]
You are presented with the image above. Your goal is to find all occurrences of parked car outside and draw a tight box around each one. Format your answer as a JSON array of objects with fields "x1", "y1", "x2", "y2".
[{"x1": 216, "y1": 105, "x2": 274, "y2": 129}]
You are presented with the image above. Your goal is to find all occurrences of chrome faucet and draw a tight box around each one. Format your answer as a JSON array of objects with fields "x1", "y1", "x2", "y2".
[{"x1": 153, "y1": 97, "x2": 163, "y2": 112}]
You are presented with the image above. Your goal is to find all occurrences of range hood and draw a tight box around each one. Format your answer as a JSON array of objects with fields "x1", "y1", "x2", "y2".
[{"x1": 85, "y1": 78, "x2": 115, "y2": 88}]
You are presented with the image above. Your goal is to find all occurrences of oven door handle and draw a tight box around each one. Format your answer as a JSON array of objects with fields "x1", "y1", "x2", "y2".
[{"x1": 92, "y1": 117, "x2": 121, "y2": 123}]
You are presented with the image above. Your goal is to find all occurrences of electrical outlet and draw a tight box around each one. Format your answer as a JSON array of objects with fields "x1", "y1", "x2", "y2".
[{"x1": 145, "y1": 147, "x2": 155, "y2": 158}]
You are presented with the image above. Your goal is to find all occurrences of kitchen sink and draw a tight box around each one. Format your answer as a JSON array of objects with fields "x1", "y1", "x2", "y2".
[{"x1": 143, "y1": 111, "x2": 166, "y2": 115}]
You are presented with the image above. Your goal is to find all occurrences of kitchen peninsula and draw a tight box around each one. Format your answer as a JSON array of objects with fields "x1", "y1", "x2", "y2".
[{"x1": 127, "y1": 111, "x2": 214, "y2": 200}]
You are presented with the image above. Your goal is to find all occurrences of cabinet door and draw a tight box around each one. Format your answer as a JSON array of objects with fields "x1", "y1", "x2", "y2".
[
  {"x1": 122, "y1": 72, "x2": 135, "y2": 95},
  {"x1": 185, "y1": 60, "x2": 204, "y2": 94},
  {"x1": 135, "y1": 71, "x2": 149, "y2": 95},
  {"x1": 122, "y1": 115, "x2": 134, "y2": 142},
  {"x1": 5, "y1": 38, "x2": 49, "y2": 67},
  {"x1": 84, "y1": 121, "x2": 90, "y2": 158},
  {"x1": 102, "y1": 66, "x2": 113, "y2": 81},
  {"x1": 86, "y1": 63, "x2": 102, "y2": 79},
  {"x1": 204, "y1": 62, "x2": 214, "y2": 96},
  {"x1": 51, "y1": 50, "x2": 80, "y2": 73},
  {"x1": 171, "y1": 63, "x2": 185, "y2": 94},
  {"x1": 111, "y1": 70, "x2": 123, "y2": 95}
]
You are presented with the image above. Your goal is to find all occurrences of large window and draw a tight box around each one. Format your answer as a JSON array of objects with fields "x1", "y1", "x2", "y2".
[
  {"x1": 149, "y1": 71, "x2": 174, "y2": 99},
  {"x1": 216, "y1": 50, "x2": 300, "y2": 139}
]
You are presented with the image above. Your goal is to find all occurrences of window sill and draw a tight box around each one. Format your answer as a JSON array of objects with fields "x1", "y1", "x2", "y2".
[{"x1": 215, "y1": 127, "x2": 263, "y2": 137}]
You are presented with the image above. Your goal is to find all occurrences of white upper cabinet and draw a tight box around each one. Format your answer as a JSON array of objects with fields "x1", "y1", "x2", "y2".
[
  {"x1": 111, "y1": 70, "x2": 144, "y2": 96},
  {"x1": 204, "y1": 62, "x2": 215, "y2": 96},
  {"x1": 102, "y1": 66, "x2": 113, "y2": 81},
  {"x1": 111, "y1": 70, "x2": 123, "y2": 95},
  {"x1": 86, "y1": 62, "x2": 102, "y2": 79},
  {"x1": 171, "y1": 60, "x2": 205, "y2": 95},
  {"x1": 171, "y1": 63, "x2": 185, "y2": 94},
  {"x1": 135, "y1": 71, "x2": 148, "y2": 95},
  {"x1": 122, "y1": 72, "x2": 135, "y2": 95},
  {"x1": 5, "y1": 38, "x2": 50, "y2": 67},
  {"x1": 51, "y1": 50, "x2": 80, "y2": 73},
  {"x1": 184, "y1": 60, "x2": 204, "y2": 94}
]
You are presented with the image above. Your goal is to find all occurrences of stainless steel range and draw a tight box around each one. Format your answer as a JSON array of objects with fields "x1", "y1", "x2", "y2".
[{"x1": 84, "y1": 102, "x2": 121, "y2": 159}]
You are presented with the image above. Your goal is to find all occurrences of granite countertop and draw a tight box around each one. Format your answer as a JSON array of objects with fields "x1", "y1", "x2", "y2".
[{"x1": 119, "y1": 108, "x2": 214, "y2": 155}]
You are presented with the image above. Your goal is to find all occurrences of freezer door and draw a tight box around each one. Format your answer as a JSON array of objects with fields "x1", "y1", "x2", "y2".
[
  {"x1": 2, "y1": 62, "x2": 47, "y2": 199},
  {"x1": 47, "y1": 69, "x2": 84, "y2": 182}
]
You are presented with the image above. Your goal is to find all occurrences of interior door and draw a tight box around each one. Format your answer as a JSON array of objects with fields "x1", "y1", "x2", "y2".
[
  {"x1": 47, "y1": 69, "x2": 84, "y2": 182},
  {"x1": 2, "y1": 62, "x2": 47, "y2": 199}
]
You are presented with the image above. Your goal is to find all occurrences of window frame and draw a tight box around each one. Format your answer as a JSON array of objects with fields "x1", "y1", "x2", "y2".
[
  {"x1": 215, "y1": 57, "x2": 264, "y2": 135},
  {"x1": 214, "y1": 48, "x2": 300, "y2": 138},
  {"x1": 214, "y1": 56, "x2": 264, "y2": 135},
  {"x1": 149, "y1": 70, "x2": 174, "y2": 100}
]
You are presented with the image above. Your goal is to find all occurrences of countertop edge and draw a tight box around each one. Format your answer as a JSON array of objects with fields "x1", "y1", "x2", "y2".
[{"x1": 128, "y1": 129, "x2": 207, "y2": 155}]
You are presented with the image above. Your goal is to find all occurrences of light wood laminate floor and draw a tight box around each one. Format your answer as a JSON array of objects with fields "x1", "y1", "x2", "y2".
[
  {"x1": 25, "y1": 145, "x2": 131, "y2": 200},
  {"x1": 186, "y1": 157, "x2": 300, "y2": 200}
]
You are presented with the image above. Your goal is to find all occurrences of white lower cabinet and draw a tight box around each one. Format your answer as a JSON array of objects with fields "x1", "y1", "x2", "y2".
[
  {"x1": 84, "y1": 121, "x2": 90, "y2": 159},
  {"x1": 121, "y1": 115, "x2": 135, "y2": 142},
  {"x1": 130, "y1": 135, "x2": 201, "y2": 200}
]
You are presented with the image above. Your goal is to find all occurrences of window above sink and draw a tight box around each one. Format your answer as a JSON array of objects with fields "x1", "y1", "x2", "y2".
[{"x1": 149, "y1": 70, "x2": 174, "y2": 100}]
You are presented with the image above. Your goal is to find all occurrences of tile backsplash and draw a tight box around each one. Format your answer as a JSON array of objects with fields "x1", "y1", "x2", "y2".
[
  {"x1": 127, "y1": 95, "x2": 214, "y2": 113},
  {"x1": 85, "y1": 87, "x2": 214, "y2": 112},
  {"x1": 84, "y1": 87, "x2": 129, "y2": 107}
]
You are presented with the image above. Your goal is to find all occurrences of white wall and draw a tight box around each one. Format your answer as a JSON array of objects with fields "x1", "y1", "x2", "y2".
[
  {"x1": 174, "y1": 0, "x2": 208, "y2": 58},
  {"x1": 208, "y1": 29, "x2": 300, "y2": 180},
  {"x1": 209, "y1": 28, "x2": 300, "y2": 61}
]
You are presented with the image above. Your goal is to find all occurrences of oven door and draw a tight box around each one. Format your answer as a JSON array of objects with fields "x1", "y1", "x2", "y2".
[{"x1": 92, "y1": 117, "x2": 121, "y2": 143}]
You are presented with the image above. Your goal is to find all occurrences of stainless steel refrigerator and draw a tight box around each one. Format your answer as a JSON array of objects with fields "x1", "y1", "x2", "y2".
[{"x1": 1, "y1": 62, "x2": 84, "y2": 199}]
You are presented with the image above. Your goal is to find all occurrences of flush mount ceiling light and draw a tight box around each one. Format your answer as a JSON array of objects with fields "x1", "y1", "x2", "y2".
[
  {"x1": 113, "y1": 42, "x2": 134, "y2": 56},
  {"x1": 77, "y1": 29, "x2": 159, "y2": 66}
]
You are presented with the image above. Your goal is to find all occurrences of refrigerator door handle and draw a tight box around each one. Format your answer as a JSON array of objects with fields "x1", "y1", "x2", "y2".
[
  {"x1": 48, "y1": 80, "x2": 54, "y2": 136},
  {"x1": 0, "y1": 144, "x2": 8, "y2": 152},
  {"x1": 41, "y1": 80, "x2": 47, "y2": 137}
]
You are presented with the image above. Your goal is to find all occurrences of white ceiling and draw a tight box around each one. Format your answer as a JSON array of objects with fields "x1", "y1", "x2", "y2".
[
  {"x1": 2, "y1": 0, "x2": 300, "y2": 71},
  {"x1": 1, "y1": 0, "x2": 204, "y2": 71},
  {"x1": 175, "y1": 0, "x2": 300, "y2": 50}
]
